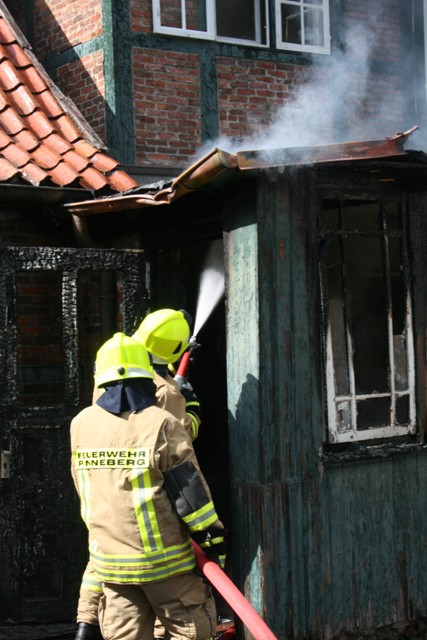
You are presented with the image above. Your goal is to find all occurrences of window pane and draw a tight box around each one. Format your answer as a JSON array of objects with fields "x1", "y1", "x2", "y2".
[
  {"x1": 186, "y1": 0, "x2": 207, "y2": 31},
  {"x1": 345, "y1": 236, "x2": 389, "y2": 394},
  {"x1": 324, "y1": 238, "x2": 349, "y2": 395},
  {"x1": 216, "y1": 0, "x2": 266, "y2": 43},
  {"x1": 396, "y1": 395, "x2": 409, "y2": 425},
  {"x1": 342, "y1": 200, "x2": 380, "y2": 230},
  {"x1": 216, "y1": 0, "x2": 254, "y2": 40},
  {"x1": 322, "y1": 201, "x2": 339, "y2": 230},
  {"x1": 384, "y1": 201, "x2": 399, "y2": 230},
  {"x1": 281, "y1": 4, "x2": 302, "y2": 45},
  {"x1": 304, "y1": 7, "x2": 324, "y2": 47},
  {"x1": 159, "y1": 0, "x2": 182, "y2": 28},
  {"x1": 389, "y1": 237, "x2": 408, "y2": 390},
  {"x1": 357, "y1": 397, "x2": 390, "y2": 429},
  {"x1": 336, "y1": 400, "x2": 352, "y2": 433},
  {"x1": 158, "y1": 0, "x2": 207, "y2": 31}
]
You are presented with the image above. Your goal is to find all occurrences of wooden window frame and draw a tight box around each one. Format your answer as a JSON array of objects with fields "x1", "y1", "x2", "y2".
[
  {"x1": 152, "y1": 0, "x2": 270, "y2": 48},
  {"x1": 275, "y1": 0, "x2": 330, "y2": 54},
  {"x1": 319, "y1": 197, "x2": 416, "y2": 444}
]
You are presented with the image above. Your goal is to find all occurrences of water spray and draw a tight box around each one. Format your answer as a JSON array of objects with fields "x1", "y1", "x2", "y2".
[{"x1": 174, "y1": 240, "x2": 224, "y2": 386}]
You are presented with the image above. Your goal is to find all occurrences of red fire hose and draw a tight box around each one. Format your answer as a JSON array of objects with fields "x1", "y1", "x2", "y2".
[
  {"x1": 191, "y1": 541, "x2": 279, "y2": 640},
  {"x1": 176, "y1": 350, "x2": 191, "y2": 378}
]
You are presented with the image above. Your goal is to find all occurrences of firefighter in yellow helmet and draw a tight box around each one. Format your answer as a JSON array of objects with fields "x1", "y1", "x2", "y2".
[
  {"x1": 75, "y1": 310, "x2": 203, "y2": 640},
  {"x1": 133, "y1": 308, "x2": 202, "y2": 441},
  {"x1": 71, "y1": 333, "x2": 225, "y2": 640}
]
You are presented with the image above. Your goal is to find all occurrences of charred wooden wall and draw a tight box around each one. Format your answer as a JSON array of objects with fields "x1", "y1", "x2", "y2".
[{"x1": 223, "y1": 165, "x2": 427, "y2": 640}]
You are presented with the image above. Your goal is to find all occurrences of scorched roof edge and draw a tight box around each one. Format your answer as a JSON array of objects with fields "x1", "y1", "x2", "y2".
[{"x1": 65, "y1": 127, "x2": 420, "y2": 217}]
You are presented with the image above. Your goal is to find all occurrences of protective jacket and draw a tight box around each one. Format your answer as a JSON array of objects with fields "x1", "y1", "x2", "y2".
[
  {"x1": 154, "y1": 371, "x2": 200, "y2": 440},
  {"x1": 92, "y1": 370, "x2": 200, "y2": 440},
  {"x1": 71, "y1": 403, "x2": 220, "y2": 585}
]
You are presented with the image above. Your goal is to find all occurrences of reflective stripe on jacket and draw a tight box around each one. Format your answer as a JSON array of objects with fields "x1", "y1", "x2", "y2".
[{"x1": 71, "y1": 404, "x2": 219, "y2": 584}]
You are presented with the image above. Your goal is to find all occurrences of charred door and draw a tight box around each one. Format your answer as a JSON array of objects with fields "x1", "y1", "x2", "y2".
[{"x1": 0, "y1": 246, "x2": 148, "y2": 622}]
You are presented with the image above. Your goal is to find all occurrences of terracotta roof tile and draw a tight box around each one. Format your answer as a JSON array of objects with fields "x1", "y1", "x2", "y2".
[
  {"x1": 0, "y1": 58, "x2": 19, "y2": 90},
  {"x1": 31, "y1": 144, "x2": 64, "y2": 170},
  {"x1": 0, "y1": 5, "x2": 139, "y2": 193},
  {"x1": 0, "y1": 16, "x2": 16, "y2": 45},
  {"x1": 10, "y1": 83, "x2": 38, "y2": 115},
  {"x1": 23, "y1": 110, "x2": 55, "y2": 138},
  {"x1": 44, "y1": 132, "x2": 73, "y2": 156},
  {"x1": 73, "y1": 139, "x2": 99, "y2": 159},
  {"x1": 14, "y1": 128, "x2": 39, "y2": 151},
  {"x1": 90, "y1": 152, "x2": 119, "y2": 172},
  {"x1": 107, "y1": 169, "x2": 139, "y2": 192},
  {"x1": 49, "y1": 161, "x2": 81, "y2": 186},
  {"x1": 1, "y1": 140, "x2": 31, "y2": 167},
  {"x1": 21, "y1": 162, "x2": 52, "y2": 186},
  {"x1": 79, "y1": 166, "x2": 109, "y2": 191},
  {"x1": 51, "y1": 114, "x2": 81, "y2": 144},
  {"x1": 61, "y1": 148, "x2": 90, "y2": 172},
  {"x1": 36, "y1": 89, "x2": 64, "y2": 118},
  {"x1": 0, "y1": 127, "x2": 10, "y2": 149},
  {"x1": 0, "y1": 156, "x2": 19, "y2": 180},
  {"x1": 3, "y1": 42, "x2": 32, "y2": 69},
  {"x1": 16, "y1": 65, "x2": 47, "y2": 94},
  {"x1": 0, "y1": 105, "x2": 25, "y2": 135}
]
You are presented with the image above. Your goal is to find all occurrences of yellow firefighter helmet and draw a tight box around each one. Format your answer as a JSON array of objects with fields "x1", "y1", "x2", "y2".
[
  {"x1": 94, "y1": 332, "x2": 154, "y2": 388},
  {"x1": 133, "y1": 309, "x2": 191, "y2": 364}
]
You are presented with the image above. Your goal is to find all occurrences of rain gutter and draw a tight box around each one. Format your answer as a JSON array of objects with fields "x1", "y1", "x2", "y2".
[
  {"x1": 236, "y1": 127, "x2": 418, "y2": 169},
  {"x1": 64, "y1": 127, "x2": 418, "y2": 217}
]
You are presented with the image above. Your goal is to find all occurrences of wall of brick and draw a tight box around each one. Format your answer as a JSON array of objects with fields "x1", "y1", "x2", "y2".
[
  {"x1": 32, "y1": 0, "x2": 102, "y2": 62},
  {"x1": 131, "y1": 0, "x2": 153, "y2": 33},
  {"x1": 0, "y1": 210, "x2": 69, "y2": 248},
  {"x1": 132, "y1": 48, "x2": 202, "y2": 166},
  {"x1": 1, "y1": 0, "x2": 416, "y2": 170},
  {"x1": 54, "y1": 51, "x2": 107, "y2": 143},
  {"x1": 217, "y1": 58, "x2": 309, "y2": 142},
  {"x1": 344, "y1": 0, "x2": 401, "y2": 63}
]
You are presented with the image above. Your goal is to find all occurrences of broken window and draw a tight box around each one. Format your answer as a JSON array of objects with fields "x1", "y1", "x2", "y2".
[
  {"x1": 152, "y1": 0, "x2": 269, "y2": 46},
  {"x1": 319, "y1": 198, "x2": 416, "y2": 443},
  {"x1": 275, "y1": 0, "x2": 330, "y2": 53}
]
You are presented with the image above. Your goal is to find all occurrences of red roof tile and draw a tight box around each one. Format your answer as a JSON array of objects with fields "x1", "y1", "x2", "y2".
[{"x1": 0, "y1": 4, "x2": 138, "y2": 193}]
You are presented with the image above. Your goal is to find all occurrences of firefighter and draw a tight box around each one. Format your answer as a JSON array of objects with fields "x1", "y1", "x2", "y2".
[
  {"x1": 134, "y1": 308, "x2": 202, "y2": 441},
  {"x1": 71, "y1": 333, "x2": 226, "y2": 640},
  {"x1": 74, "y1": 310, "x2": 203, "y2": 640}
]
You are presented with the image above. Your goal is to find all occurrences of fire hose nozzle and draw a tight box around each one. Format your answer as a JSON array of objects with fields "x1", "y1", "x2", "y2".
[
  {"x1": 174, "y1": 335, "x2": 199, "y2": 389},
  {"x1": 188, "y1": 335, "x2": 200, "y2": 351}
]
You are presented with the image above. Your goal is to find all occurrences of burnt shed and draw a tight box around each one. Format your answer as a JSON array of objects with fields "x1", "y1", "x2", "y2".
[{"x1": 67, "y1": 130, "x2": 427, "y2": 639}]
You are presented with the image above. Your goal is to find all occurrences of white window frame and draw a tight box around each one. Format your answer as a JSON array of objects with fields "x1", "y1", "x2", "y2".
[
  {"x1": 275, "y1": 0, "x2": 330, "y2": 55},
  {"x1": 152, "y1": 0, "x2": 270, "y2": 48},
  {"x1": 320, "y1": 198, "x2": 416, "y2": 444}
]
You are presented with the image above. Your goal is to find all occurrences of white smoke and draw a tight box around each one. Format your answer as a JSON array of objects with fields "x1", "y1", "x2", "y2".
[{"x1": 193, "y1": 2, "x2": 425, "y2": 159}]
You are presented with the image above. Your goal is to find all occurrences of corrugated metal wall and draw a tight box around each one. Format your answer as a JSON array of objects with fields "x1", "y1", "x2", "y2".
[{"x1": 224, "y1": 168, "x2": 427, "y2": 640}]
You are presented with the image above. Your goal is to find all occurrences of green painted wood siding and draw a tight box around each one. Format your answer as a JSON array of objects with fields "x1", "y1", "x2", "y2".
[{"x1": 224, "y1": 169, "x2": 427, "y2": 640}]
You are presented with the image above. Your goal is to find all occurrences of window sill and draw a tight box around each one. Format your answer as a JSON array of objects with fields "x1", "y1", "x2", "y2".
[{"x1": 320, "y1": 438, "x2": 427, "y2": 465}]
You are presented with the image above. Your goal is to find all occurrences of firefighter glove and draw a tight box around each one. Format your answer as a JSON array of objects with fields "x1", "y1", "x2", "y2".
[
  {"x1": 181, "y1": 382, "x2": 202, "y2": 420},
  {"x1": 192, "y1": 526, "x2": 227, "y2": 569}
]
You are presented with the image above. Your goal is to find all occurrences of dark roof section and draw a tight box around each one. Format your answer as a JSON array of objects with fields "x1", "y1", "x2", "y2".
[
  {"x1": 0, "y1": 2, "x2": 138, "y2": 193},
  {"x1": 65, "y1": 127, "x2": 419, "y2": 216}
]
